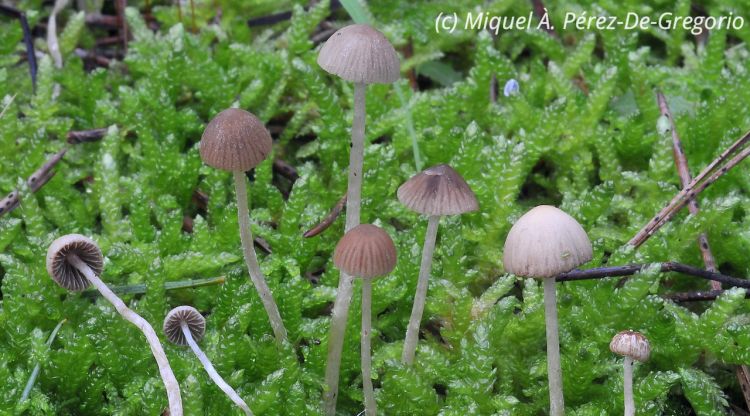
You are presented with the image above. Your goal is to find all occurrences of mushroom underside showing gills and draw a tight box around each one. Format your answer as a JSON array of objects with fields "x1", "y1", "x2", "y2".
[
  {"x1": 63, "y1": 250, "x2": 182, "y2": 416},
  {"x1": 164, "y1": 306, "x2": 253, "y2": 415}
]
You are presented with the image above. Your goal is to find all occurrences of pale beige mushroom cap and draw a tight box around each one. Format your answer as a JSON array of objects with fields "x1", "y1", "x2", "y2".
[
  {"x1": 317, "y1": 24, "x2": 400, "y2": 84},
  {"x1": 46, "y1": 234, "x2": 104, "y2": 291},
  {"x1": 333, "y1": 224, "x2": 397, "y2": 279},
  {"x1": 397, "y1": 164, "x2": 478, "y2": 216},
  {"x1": 610, "y1": 330, "x2": 650, "y2": 362},
  {"x1": 163, "y1": 306, "x2": 206, "y2": 346},
  {"x1": 502, "y1": 205, "x2": 592, "y2": 278},
  {"x1": 199, "y1": 108, "x2": 272, "y2": 172}
]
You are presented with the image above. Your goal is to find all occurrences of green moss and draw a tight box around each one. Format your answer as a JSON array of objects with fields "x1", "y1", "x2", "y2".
[{"x1": 2, "y1": 0, "x2": 750, "y2": 414}]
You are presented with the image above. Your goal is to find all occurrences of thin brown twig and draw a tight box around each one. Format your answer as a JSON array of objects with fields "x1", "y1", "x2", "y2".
[
  {"x1": 67, "y1": 127, "x2": 109, "y2": 144},
  {"x1": 272, "y1": 158, "x2": 298, "y2": 181},
  {"x1": 0, "y1": 4, "x2": 37, "y2": 88},
  {"x1": 0, "y1": 148, "x2": 67, "y2": 217},
  {"x1": 663, "y1": 290, "x2": 750, "y2": 302},
  {"x1": 629, "y1": 128, "x2": 750, "y2": 247},
  {"x1": 115, "y1": 0, "x2": 128, "y2": 52},
  {"x1": 556, "y1": 262, "x2": 750, "y2": 288},
  {"x1": 657, "y1": 91, "x2": 720, "y2": 289},
  {"x1": 530, "y1": 0, "x2": 556, "y2": 36},
  {"x1": 303, "y1": 194, "x2": 346, "y2": 238}
]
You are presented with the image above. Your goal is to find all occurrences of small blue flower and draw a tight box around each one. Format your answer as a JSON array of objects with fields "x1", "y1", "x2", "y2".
[{"x1": 503, "y1": 79, "x2": 520, "y2": 97}]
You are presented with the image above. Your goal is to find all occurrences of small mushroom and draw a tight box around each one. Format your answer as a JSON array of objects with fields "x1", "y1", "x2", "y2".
[
  {"x1": 610, "y1": 330, "x2": 650, "y2": 416},
  {"x1": 396, "y1": 164, "x2": 478, "y2": 365},
  {"x1": 200, "y1": 108, "x2": 287, "y2": 344},
  {"x1": 333, "y1": 224, "x2": 397, "y2": 416},
  {"x1": 502, "y1": 206, "x2": 592, "y2": 416},
  {"x1": 46, "y1": 234, "x2": 182, "y2": 415},
  {"x1": 317, "y1": 24, "x2": 400, "y2": 415},
  {"x1": 164, "y1": 306, "x2": 253, "y2": 416}
]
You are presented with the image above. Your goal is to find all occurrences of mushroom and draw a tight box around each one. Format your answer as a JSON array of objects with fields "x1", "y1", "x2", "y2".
[
  {"x1": 396, "y1": 164, "x2": 478, "y2": 365},
  {"x1": 164, "y1": 306, "x2": 253, "y2": 416},
  {"x1": 200, "y1": 108, "x2": 287, "y2": 343},
  {"x1": 333, "y1": 224, "x2": 397, "y2": 416},
  {"x1": 502, "y1": 205, "x2": 592, "y2": 416},
  {"x1": 610, "y1": 330, "x2": 650, "y2": 416},
  {"x1": 46, "y1": 234, "x2": 183, "y2": 415},
  {"x1": 317, "y1": 23, "x2": 400, "y2": 414}
]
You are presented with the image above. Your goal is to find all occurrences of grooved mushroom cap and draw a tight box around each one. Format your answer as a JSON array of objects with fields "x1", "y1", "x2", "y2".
[
  {"x1": 502, "y1": 205, "x2": 592, "y2": 278},
  {"x1": 397, "y1": 164, "x2": 478, "y2": 216},
  {"x1": 317, "y1": 24, "x2": 400, "y2": 84},
  {"x1": 199, "y1": 108, "x2": 273, "y2": 172},
  {"x1": 610, "y1": 330, "x2": 650, "y2": 362},
  {"x1": 46, "y1": 234, "x2": 104, "y2": 291},
  {"x1": 163, "y1": 306, "x2": 206, "y2": 346},
  {"x1": 333, "y1": 224, "x2": 397, "y2": 279}
]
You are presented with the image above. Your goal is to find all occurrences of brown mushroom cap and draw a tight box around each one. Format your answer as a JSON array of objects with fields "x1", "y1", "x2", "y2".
[
  {"x1": 46, "y1": 234, "x2": 104, "y2": 291},
  {"x1": 163, "y1": 306, "x2": 206, "y2": 346},
  {"x1": 502, "y1": 205, "x2": 592, "y2": 278},
  {"x1": 397, "y1": 164, "x2": 478, "y2": 216},
  {"x1": 610, "y1": 330, "x2": 650, "y2": 362},
  {"x1": 317, "y1": 24, "x2": 400, "y2": 84},
  {"x1": 199, "y1": 108, "x2": 272, "y2": 172},
  {"x1": 333, "y1": 224, "x2": 397, "y2": 279}
]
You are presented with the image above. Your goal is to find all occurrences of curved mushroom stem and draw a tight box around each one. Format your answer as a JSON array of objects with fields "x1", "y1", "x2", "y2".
[
  {"x1": 402, "y1": 214, "x2": 440, "y2": 365},
  {"x1": 324, "y1": 81, "x2": 367, "y2": 415},
  {"x1": 181, "y1": 322, "x2": 253, "y2": 416},
  {"x1": 361, "y1": 278, "x2": 377, "y2": 416},
  {"x1": 543, "y1": 277, "x2": 564, "y2": 416},
  {"x1": 68, "y1": 254, "x2": 183, "y2": 416},
  {"x1": 233, "y1": 171, "x2": 288, "y2": 344},
  {"x1": 623, "y1": 356, "x2": 634, "y2": 416}
]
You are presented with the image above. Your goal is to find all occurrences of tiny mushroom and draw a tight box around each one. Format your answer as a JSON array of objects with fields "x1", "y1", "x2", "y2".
[
  {"x1": 200, "y1": 108, "x2": 287, "y2": 343},
  {"x1": 610, "y1": 330, "x2": 650, "y2": 416},
  {"x1": 317, "y1": 23, "x2": 400, "y2": 415},
  {"x1": 502, "y1": 205, "x2": 593, "y2": 416},
  {"x1": 333, "y1": 224, "x2": 397, "y2": 416},
  {"x1": 164, "y1": 306, "x2": 253, "y2": 416},
  {"x1": 46, "y1": 234, "x2": 182, "y2": 416},
  {"x1": 397, "y1": 164, "x2": 478, "y2": 365}
]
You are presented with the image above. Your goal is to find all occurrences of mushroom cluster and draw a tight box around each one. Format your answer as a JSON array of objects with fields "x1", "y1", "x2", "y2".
[{"x1": 317, "y1": 23, "x2": 400, "y2": 415}]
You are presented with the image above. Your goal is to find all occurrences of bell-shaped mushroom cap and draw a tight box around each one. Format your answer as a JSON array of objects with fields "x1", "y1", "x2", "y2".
[
  {"x1": 610, "y1": 330, "x2": 650, "y2": 362},
  {"x1": 163, "y1": 306, "x2": 206, "y2": 346},
  {"x1": 199, "y1": 108, "x2": 272, "y2": 172},
  {"x1": 397, "y1": 164, "x2": 478, "y2": 216},
  {"x1": 46, "y1": 234, "x2": 104, "y2": 291},
  {"x1": 317, "y1": 24, "x2": 400, "y2": 84},
  {"x1": 333, "y1": 224, "x2": 397, "y2": 278},
  {"x1": 502, "y1": 205, "x2": 592, "y2": 278}
]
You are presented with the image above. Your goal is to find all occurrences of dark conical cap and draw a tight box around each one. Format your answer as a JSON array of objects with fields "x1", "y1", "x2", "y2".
[
  {"x1": 397, "y1": 164, "x2": 479, "y2": 216},
  {"x1": 333, "y1": 224, "x2": 397, "y2": 279},
  {"x1": 46, "y1": 234, "x2": 104, "y2": 291},
  {"x1": 163, "y1": 306, "x2": 206, "y2": 346},
  {"x1": 317, "y1": 24, "x2": 400, "y2": 84},
  {"x1": 199, "y1": 108, "x2": 272, "y2": 172}
]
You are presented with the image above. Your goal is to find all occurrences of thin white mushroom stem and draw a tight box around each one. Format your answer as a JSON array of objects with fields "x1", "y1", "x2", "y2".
[
  {"x1": 402, "y1": 214, "x2": 440, "y2": 365},
  {"x1": 181, "y1": 322, "x2": 253, "y2": 416},
  {"x1": 543, "y1": 277, "x2": 564, "y2": 416},
  {"x1": 361, "y1": 278, "x2": 377, "y2": 416},
  {"x1": 233, "y1": 171, "x2": 288, "y2": 343},
  {"x1": 324, "y1": 81, "x2": 368, "y2": 414},
  {"x1": 67, "y1": 254, "x2": 183, "y2": 416},
  {"x1": 623, "y1": 356, "x2": 635, "y2": 416}
]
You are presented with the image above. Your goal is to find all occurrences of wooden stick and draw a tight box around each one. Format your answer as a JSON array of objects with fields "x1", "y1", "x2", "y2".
[
  {"x1": 303, "y1": 194, "x2": 346, "y2": 238},
  {"x1": 657, "y1": 91, "x2": 720, "y2": 289},
  {"x1": 629, "y1": 129, "x2": 750, "y2": 247},
  {"x1": 0, "y1": 148, "x2": 67, "y2": 218},
  {"x1": 0, "y1": 5, "x2": 37, "y2": 88},
  {"x1": 67, "y1": 128, "x2": 109, "y2": 144},
  {"x1": 556, "y1": 262, "x2": 750, "y2": 288}
]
